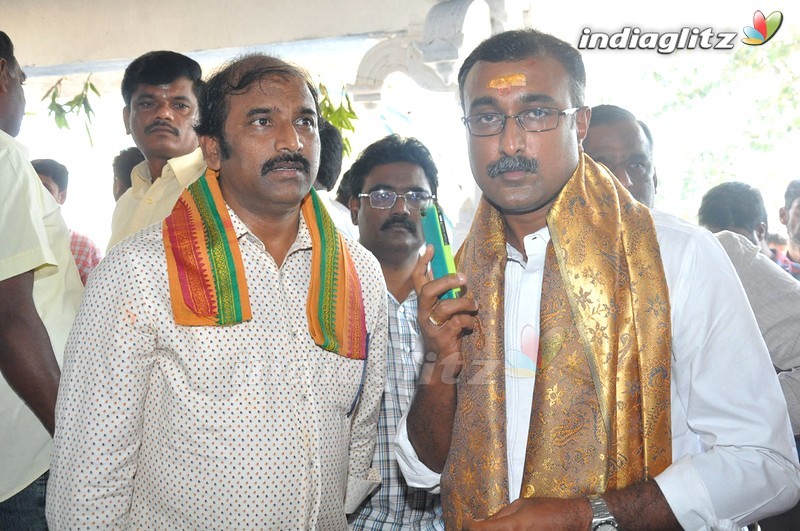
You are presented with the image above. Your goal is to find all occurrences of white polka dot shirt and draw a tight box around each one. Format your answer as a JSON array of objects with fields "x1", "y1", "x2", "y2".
[{"x1": 47, "y1": 207, "x2": 387, "y2": 530}]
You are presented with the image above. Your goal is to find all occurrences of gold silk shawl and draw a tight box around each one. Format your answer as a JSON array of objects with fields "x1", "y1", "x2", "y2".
[{"x1": 443, "y1": 153, "x2": 672, "y2": 528}]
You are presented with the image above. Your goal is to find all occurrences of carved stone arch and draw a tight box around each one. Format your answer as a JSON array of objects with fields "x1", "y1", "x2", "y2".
[
  {"x1": 349, "y1": 0, "x2": 505, "y2": 102},
  {"x1": 348, "y1": 37, "x2": 451, "y2": 102}
]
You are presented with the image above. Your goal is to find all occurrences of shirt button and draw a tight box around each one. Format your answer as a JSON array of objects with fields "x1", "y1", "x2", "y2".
[{"x1": 146, "y1": 198, "x2": 153, "y2": 204}]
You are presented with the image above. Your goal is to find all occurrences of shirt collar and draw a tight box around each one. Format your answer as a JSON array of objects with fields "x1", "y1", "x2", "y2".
[
  {"x1": 226, "y1": 201, "x2": 313, "y2": 255},
  {"x1": 130, "y1": 159, "x2": 152, "y2": 191},
  {"x1": 129, "y1": 146, "x2": 205, "y2": 189},
  {"x1": 170, "y1": 147, "x2": 206, "y2": 187},
  {"x1": 388, "y1": 289, "x2": 418, "y2": 307},
  {"x1": 506, "y1": 226, "x2": 551, "y2": 266}
]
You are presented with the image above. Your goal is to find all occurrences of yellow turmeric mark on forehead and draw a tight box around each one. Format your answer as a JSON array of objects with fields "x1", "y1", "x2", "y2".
[{"x1": 488, "y1": 74, "x2": 527, "y2": 95}]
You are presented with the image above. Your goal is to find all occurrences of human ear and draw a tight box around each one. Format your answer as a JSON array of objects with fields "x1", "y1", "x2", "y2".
[
  {"x1": 199, "y1": 135, "x2": 222, "y2": 171},
  {"x1": 755, "y1": 222, "x2": 768, "y2": 244},
  {"x1": 575, "y1": 106, "x2": 591, "y2": 144},
  {"x1": 122, "y1": 106, "x2": 131, "y2": 135},
  {"x1": 348, "y1": 196, "x2": 360, "y2": 225}
]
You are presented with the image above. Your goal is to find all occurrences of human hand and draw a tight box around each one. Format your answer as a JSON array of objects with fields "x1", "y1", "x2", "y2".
[
  {"x1": 412, "y1": 245, "x2": 478, "y2": 374},
  {"x1": 463, "y1": 497, "x2": 592, "y2": 530}
]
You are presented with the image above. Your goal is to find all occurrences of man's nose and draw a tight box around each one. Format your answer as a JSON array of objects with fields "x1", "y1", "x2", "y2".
[
  {"x1": 274, "y1": 121, "x2": 302, "y2": 153},
  {"x1": 391, "y1": 194, "x2": 411, "y2": 215},
  {"x1": 154, "y1": 101, "x2": 174, "y2": 120},
  {"x1": 610, "y1": 164, "x2": 633, "y2": 188},
  {"x1": 498, "y1": 116, "x2": 526, "y2": 156}
]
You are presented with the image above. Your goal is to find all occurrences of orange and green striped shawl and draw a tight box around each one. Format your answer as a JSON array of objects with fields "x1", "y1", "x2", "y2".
[{"x1": 163, "y1": 169, "x2": 367, "y2": 360}]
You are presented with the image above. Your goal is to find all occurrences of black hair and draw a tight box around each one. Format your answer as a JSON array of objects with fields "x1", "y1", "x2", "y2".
[
  {"x1": 31, "y1": 158, "x2": 69, "y2": 192},
  {"x1": 784, "y1": 180, "x2": 800, "y2": 210},
  {"x1": 335, "y1": 169, "x2": 353, "y2": 207},
  {"x1": 457, "y1": 29, "x2": 586, "y2": 110},
  {"x1": 121, "y1": 51, "x2": 203, "y2": 107},
  {"x1": 0, "y1": 31, "x2": 16, "y2": 66},
  {"x1": 195, "y1": 54, "x2": 319, "y2": 159},
  {"x1": 347, "y1": 134, "x2": 438, "y2": 198},
  {"x1": 698, "y1": 181, "x2": 768, "y2": 234},
  {"x1": 589, "y1": 104, "x2": 654, "y2": 152},
  {"x1": 317, "y1": 117, "x2": 343, "y2": 191},
  {"x1": 112, "y1": 146, "x2": 145, "y2": 189}
]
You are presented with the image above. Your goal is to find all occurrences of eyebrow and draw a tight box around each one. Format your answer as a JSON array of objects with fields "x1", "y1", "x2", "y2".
[
  {"x1": 134, "y1": 91, "x2": 192, "y2": 101},
  {"x1": 245, "y1": 106, "x2": 317, "y2": 117},
  {"x1": 366, "y1": 184, "x2": 429, "y2": 193},
  {"x1": 299, "y1": 106, "x2": 317, "y2": 117},
  {"x1": 246, "y1": 107, "x2": 274, "y2": 117},
  {"x1": 519, "y1": 93, "x2": 557, "y2": 105}
]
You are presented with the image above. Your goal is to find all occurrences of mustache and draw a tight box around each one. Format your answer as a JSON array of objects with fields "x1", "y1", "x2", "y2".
[
  {"x1": 144, "y1": 120, "x2": 179, "y2": 136},
  {"x1": 260, "y1": 152, "x2": 311, "y2": 176},
  {"x1": 380, "y1": 215, "x2": 417, "y2": 234},
  {"x1": 487, "y1": 155, "x2": 539, "y2": 178}
]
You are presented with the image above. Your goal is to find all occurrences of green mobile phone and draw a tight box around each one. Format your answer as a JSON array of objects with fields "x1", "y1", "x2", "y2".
[{"x1": 420, "y1": 202, "x2": 460, "y2": 299}]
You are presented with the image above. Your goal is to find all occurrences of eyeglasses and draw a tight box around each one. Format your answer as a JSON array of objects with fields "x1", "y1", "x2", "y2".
[
  {"x1": 357, "y1": 190, "x2": 435, "y2": 210},
  {"x1": 462, "y1": 107, "x2": 581, "y2": 137}
]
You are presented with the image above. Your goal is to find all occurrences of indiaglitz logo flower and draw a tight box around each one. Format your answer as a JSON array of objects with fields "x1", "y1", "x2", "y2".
[{"x1": 741, "y1": 10, "x2": 784, "y2": 45}]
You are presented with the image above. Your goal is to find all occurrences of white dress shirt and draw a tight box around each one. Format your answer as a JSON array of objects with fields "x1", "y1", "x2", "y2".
[
  {"x1": 395, "y1": 209, "x2": 800, "y2": 530},
  {"x1": 715, "y1": 230, "x2": 800, "y2": 434}
]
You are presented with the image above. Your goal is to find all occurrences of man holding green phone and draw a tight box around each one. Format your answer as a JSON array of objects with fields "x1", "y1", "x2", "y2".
[{"x1": 397, "y1": 28, "x2": 800, "y2": 530}]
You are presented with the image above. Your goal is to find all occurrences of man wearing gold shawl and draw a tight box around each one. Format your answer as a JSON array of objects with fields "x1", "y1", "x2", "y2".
[
  {"x1": 395, "y1": 29, "x2": 800, "y2": 530},
  {"x1": 48, "y1": 55, "x2": 387, "y2": 529}
]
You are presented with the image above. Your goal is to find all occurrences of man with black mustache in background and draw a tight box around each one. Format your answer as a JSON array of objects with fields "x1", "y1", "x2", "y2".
[
  {"x1": 48, "y1": 54, "x2": 387, "y2": 529},
  {"x1": 347, "y1": 134, "x2": 445, "y2": 529},
  {"x1": 107, "y1": 51, "x2": 205, "y2": 249}
]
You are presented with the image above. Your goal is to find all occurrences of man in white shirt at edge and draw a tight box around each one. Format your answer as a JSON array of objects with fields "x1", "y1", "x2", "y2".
[
  {"x1": 395, "y1": 28, "x2": 800, "y2": 530},
  {"x1": 107, "y1": 50, "x2": 205, "y2": 250},
  {"x1": 0, "y1": 31, "x2": 83, "y2": 528}
]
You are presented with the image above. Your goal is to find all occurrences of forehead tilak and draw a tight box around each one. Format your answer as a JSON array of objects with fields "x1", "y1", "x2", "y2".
[{"x1": 488, "y1": 73, "x2": 527, "y2": 96}]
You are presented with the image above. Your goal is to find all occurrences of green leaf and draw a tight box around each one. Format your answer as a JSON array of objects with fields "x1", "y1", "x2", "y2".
[
  {"x1": 84, "y1": 122, "x2": 94, "y2": 147},
  {"x1": 65, "y1": 94, "x2": 83, "y2": 109},
  {"x1": 55, "y1": 113, "x2": 69, "y2": 129},
  {"x1": 41, "y1": 74, "x2": 101, "y2": 143}
]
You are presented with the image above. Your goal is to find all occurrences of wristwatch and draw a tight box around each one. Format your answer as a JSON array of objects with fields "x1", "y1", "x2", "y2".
[{"x1": 588, "y1": 494, "x2": 619, "y2": 530}]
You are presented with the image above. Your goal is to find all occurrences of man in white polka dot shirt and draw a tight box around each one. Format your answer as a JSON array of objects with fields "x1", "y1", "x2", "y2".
[{"x1": 47, "y1": 54, "x2": 388, "y2": 530}]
